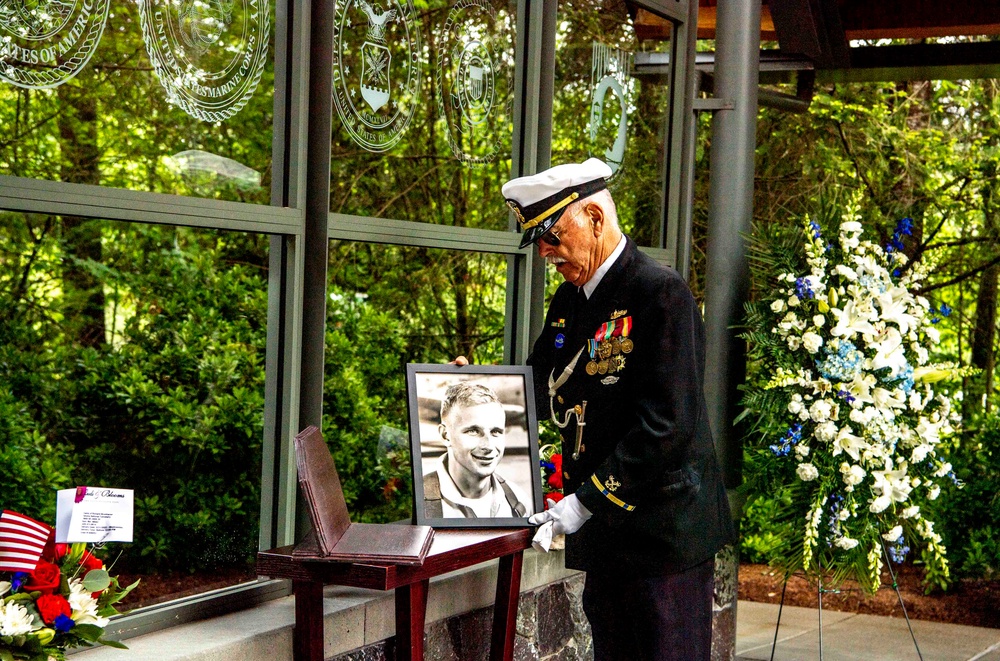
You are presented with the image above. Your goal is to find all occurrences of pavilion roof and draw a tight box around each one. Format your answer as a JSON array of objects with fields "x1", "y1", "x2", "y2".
[{"x1": 633, "y1": 1, "x2": 1000, "y2": 81}]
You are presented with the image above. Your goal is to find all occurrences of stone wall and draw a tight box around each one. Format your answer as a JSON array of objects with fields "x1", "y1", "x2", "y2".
[
  {"x1": 331, "y1": 546, "x2": 739, "y2": 661},
  {"x1": 331, "y1": 574, "x2": 593, "y2": 661}
]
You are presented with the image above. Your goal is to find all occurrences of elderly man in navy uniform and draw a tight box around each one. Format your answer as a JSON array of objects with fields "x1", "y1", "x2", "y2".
[{"x1": 505, "y1": 159, "x2": 736, "y2": 661}]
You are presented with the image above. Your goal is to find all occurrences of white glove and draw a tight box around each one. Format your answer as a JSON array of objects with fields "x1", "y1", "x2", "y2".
[{"x1": 528, "y1": 494, "x2": 592, "y2": 552}]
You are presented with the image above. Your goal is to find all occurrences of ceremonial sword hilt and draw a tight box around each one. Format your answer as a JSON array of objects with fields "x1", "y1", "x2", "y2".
[{"x1": 572, "y1": 400, "x2": 587, "y2": 460}]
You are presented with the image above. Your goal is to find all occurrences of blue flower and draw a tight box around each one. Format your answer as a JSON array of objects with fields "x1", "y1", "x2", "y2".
[
  {"x1": 810, "y1": 220, "x2": 822, "y2": 239},
  {"x1": 886, "y1": 218, "x2": 914, "y2": 254},
  {"x1": 769, "y1": 424, "x2": 803, "y2": 457},
  {"x1": 836, "y1": 389, "x2": 856, "y2": 404},
  {"x1": 10, "y1": 572, "x2": 27, "y2": 593},
  {"x1": 794, "y1": 278, "x2": 815, "y2": 300},
  {"x1": 886, "y1": 363, "x2": 914, "y2": 394},
  {"x1": 540, "y1": 460, "x2": 555, "y2": 472},
  {"x1": 54, "y1": 614, "x2": 75, "y2": 633},
  {"x1": 887, "y1": 535, "x2": 910, "y2": 564},
  {"x1": 939, "y1": 303, "x2": 952, "y2": 317},
  {"x1": 817, "y1": 341, "x2": 864, "y2": 382}
]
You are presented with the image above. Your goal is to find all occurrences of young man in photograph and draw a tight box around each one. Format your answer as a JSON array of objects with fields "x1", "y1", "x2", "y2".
[{"x1": 423, "y1": 382, "x2": 532, "y2": 519}]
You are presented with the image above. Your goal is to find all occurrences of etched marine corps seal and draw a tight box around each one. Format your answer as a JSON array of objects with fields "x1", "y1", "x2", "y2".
[
  {"x1": 332, "y1": 0, "x2": 420, "y2": 153},
  {"x1": 436, "y1": 0, "x2": 512, "y2": 164},
  {"x1": 0, "y1": 0, "x2": 110, "y2": 88},
  {"x1": 137, "y1": 0, "x2": 270, "y2": 122}
]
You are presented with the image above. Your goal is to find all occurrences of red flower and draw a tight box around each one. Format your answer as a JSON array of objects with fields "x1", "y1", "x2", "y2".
[
  {"x1": 24, "y1": 560, "x2": 61, "y2": 594},
  {"x1": 36, "y1": 593, "x2": 72, "y2": 625},
  {"x1": 41, "y1": 538, "x2": 66, "y2": 563},
  {"x1": 80, "y1": 551, "x2": 104, "y2": 571},
  {"x1": 545, "y1": 492, "x2": 565, "y2": 508},
  {"x1": 546, "y1": 453, "x2": 564, "y2": 490}
]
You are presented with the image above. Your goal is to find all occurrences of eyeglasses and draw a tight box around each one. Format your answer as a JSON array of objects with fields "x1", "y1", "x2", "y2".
[{"x1": 538, "y1": 225, "x2": 562, "y2": 247}]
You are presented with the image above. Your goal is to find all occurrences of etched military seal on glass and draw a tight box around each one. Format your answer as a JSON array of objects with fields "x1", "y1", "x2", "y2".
[
  {"x1": 436, "y1": 0, "x2": 513, "y2": 164},
  {"x1": 589, "y1": 43, "x2": 632, "y2": 175},
  {"x1": 137, "y1": 0, "x2": 270, "y2": 122},
  {"x1": 332, "y1": 0, "x2": 421, "y2": 153},
  {"x1": 0, "y1": 0, "x2": 110, "y2": 88}
]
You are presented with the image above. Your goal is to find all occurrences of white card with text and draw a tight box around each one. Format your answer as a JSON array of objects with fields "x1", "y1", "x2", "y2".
[{"x1": 56, "y1": 487, "x2": 134, "y2": 543}]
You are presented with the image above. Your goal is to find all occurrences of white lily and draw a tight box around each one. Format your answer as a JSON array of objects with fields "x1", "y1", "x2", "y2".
[
  {"x1": 833, "y1": 426, "x2": 867, "y2": 461},
  {"x1": 845, "y1": 372, "x2": 876, "y2": 404},
  {"x1": 870, "y1": 327, "x2": 907, "y2": 376},
  {"x1": 875, "y1": 287, "x2": 918, "y2": 335},
  {"x1": 830, "y1": 299, "x2": 878, "y2": 340},
  {"x1": 872, "y1": 387, "x2": 906, "y2": 410},
  {"x1": 871, "y1": 461, "x2": 913, "y2": 506}
]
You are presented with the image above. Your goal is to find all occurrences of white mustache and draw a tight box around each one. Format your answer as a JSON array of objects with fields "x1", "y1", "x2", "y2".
[{"x1": 546, "y1": 256, "x2": 566, "y2": 266}]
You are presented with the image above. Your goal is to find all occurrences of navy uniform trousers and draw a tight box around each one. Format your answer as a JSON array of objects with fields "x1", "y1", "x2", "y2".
[{"x1": 582, "y1": 559, "x2": 715, "y2": 661}]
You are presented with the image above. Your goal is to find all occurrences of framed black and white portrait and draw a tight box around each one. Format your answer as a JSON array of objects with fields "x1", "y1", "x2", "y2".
[{"x1": 406, "y1": 364, "x2": 542, "y2": 527}]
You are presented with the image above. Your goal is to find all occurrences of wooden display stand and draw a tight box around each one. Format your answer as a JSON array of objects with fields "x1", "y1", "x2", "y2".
[{"x1": 256, "y1": 427, "x2": 532, "y2": 661}]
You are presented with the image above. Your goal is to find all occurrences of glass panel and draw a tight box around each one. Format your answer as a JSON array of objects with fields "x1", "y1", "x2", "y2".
[
  {"x1": 0, "y1": 0, "x2": 275, "y2": 203},
  {"x1": 329, "y1": 0, "x2": 516, "y2": 229},
  {"x1": 0, "y1": 212, "x2": 268, "y2": 608},
  {"x1": 324, "y1": 241, "x2": 509, "y2": 521},
  {"x1": 552, "y1": 0, "x2": 674, "y2": 247}
]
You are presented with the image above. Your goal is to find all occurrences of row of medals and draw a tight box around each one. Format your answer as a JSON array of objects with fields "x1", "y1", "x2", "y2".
[{"x1": 585, "y1": 336, "x2": 633, "y2": 375}]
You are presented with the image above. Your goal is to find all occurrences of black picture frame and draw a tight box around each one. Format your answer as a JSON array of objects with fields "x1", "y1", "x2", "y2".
[{"x1": 406, "y1": 363, "x2": 542, "y2": 527}]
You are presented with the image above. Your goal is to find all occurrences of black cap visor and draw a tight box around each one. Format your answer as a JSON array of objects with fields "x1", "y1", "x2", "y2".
[{"x1": 518, "y1": 211, "x2": 565, "y2": 249}]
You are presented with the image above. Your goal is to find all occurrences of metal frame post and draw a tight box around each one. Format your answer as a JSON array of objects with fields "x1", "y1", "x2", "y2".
[
  {"x1": 299, "y1": 0, "x2": 335, "y2": 431},
  {"x1": 703, "y1": 0, "x2": 761, "y2": 487},
  {"x1": 505, "y1": 0, "x2": 554, "y2": 365}
]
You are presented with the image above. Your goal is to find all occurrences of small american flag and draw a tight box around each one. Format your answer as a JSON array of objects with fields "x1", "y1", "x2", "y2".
[{"x1": 0, "y1": 510, "x2": 52, "y2": 573}]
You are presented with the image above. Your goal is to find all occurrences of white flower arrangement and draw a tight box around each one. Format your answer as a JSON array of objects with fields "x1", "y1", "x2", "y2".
[{"x1": 741, "y1": 216, "x2": 974, "y2": 593}]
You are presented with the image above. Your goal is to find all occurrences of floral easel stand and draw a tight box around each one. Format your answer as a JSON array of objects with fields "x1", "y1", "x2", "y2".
[{"x1": 768, "y1": 543, "x2": 924, "y2": 661}]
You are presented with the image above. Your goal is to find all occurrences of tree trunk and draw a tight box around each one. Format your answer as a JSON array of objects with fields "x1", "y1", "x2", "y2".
[
  {"x1": 967, "y1": 170, "x2": 999, "y2": 416},
  {"x1": 57, "y1": 79, "x2": 105, "y2": 347}
]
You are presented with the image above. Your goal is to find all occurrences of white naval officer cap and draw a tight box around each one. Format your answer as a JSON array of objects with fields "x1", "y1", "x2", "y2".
[{"x1": 502, "y1": 158, "x2": 614, "y2": 249}]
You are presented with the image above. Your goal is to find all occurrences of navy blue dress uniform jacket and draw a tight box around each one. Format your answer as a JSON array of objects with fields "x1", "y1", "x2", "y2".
[{"x1": 527, "y1": 237, "x2": 736, "y2": 577}]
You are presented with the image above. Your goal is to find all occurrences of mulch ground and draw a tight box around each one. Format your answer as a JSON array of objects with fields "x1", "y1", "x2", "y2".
[
  {"x1": 739, "y1": 563, "x2": 1000, "y2": 630},
  {"x1": 116, "y1": 568, "x2": 258, "y2": 610}
]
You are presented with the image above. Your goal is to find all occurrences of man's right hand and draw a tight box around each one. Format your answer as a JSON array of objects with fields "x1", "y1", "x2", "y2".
[{"x1": 528, "y1": 493, "x2": 592, "y2": 536}]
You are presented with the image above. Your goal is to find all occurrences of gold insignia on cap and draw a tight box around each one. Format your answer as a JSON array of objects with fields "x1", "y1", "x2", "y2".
[
  {"x1": 604, "y1": 475, "x2": 621, "y2": 492},
  {"x1": 610, "y1": 309, "x2": 628, "y2": 319},
  {"x1": 506, "y1": 200, "x2": 525, "y2": 225}
]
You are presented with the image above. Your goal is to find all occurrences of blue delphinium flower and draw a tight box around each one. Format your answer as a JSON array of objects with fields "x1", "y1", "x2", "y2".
[
  {"x1": 817, "y1": 341, "x2": 864, "y2": 382},
  {"x1": 810, "y1": 220, "x2": 822, "y2": 239},
  {"x1": 769, "y1": 424, "x2": 803, "y2": 457},
  {"x1": 887, "y1": 535, "x2": 910, "y2": 564},
  {"x1": 54, "y1": 614, "x2": 75, "y2": 633},
  {"x1": 794, "y1": 277, "x2": 815, "y2": 300},
  {"x1": 885, "y1": 217, "x2": 914, "y2": 254}
]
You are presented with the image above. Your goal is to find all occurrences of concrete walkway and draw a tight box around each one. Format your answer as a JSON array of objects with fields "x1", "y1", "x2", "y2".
[{"x1": 737, "y1": 601, "x2": 1000, "y2": 661}]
